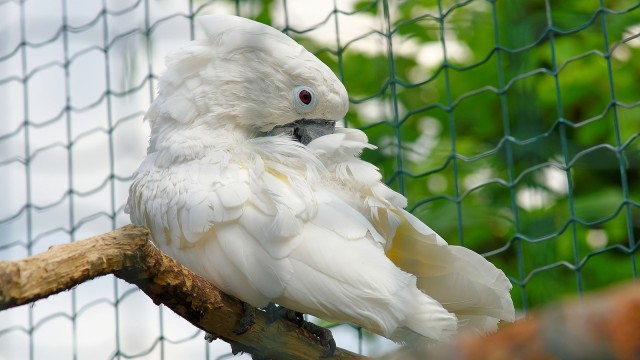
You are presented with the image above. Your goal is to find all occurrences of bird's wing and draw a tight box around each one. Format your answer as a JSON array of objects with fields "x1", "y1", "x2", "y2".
[
  {"x1": 129, "y1": 136, "x2": 458, "y2": 340},
  {"x1": 308, "y1": 127, "x2": 515, "y2": 332},
  {"x1": 127, "y1": 139, "x2": 320, "y2": 306},
  {"x1": 276, "y1": 189, "x2": 458, "y2": 341}
]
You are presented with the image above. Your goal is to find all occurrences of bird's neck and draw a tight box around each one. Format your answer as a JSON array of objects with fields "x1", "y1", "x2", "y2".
[{"x1": 148, "y1": 120, "x2": 252, "y2": 165}]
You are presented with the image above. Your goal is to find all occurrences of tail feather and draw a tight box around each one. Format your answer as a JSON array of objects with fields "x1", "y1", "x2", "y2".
[
  {"x1": 390, "y1": 286, "x2": 457, "y2": 343},
  {"x1": 387, "y1": 209, "x2": 515, "y2": 333}
]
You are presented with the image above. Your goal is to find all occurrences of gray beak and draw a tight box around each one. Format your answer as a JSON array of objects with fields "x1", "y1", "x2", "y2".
[{"x1": 261, "y1": 119, "x2": 336, "y2": 145}]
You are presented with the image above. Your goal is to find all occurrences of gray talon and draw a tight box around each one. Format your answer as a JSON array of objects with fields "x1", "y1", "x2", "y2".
[
  {"x1": 302, "y1": 320, "x2": 336, "y2": 357},
  {"x1": 233, "y1": 302, "x2": 256, "y2": 335},
  {"x1": 264, "y1": 303, "x2": 335, "y2": 357}
]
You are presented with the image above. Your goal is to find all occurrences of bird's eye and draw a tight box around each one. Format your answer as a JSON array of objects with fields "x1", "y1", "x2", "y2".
[
  {"x1": 294, "y1": 86, "x2": 316, "y2": 113},
  {"x1": 299, "y1": 90, "x2": 312, "y2": 104}
]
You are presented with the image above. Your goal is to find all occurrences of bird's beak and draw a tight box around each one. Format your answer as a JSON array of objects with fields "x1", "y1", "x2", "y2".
[{"x1": 260, "y1": 119, "x2": 336, "y2": 145}]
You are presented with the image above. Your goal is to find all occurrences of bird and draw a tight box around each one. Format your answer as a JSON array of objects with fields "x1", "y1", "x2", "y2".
[{"x1": 126, "y1": 13, "x2": 515, "y2": 356}]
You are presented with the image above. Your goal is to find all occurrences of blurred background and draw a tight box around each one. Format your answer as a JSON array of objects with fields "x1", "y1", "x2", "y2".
[{"x1": 1, "y1": 0, "x2": 639, "y2": 358}]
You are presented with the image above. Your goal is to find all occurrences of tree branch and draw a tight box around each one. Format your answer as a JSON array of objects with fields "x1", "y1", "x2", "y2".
[{"x1": 0, "y1": 225, "x2": 366, "y2": 360}]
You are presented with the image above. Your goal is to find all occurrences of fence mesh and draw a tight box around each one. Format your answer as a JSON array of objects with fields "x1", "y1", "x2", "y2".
[{"x1": 1, "y1": 0, "x2": 639, "y2": 358}]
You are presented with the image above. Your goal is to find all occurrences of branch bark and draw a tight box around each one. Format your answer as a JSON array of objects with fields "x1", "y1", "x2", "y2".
[{"x1": 0, "y1": 225, "x2": 366, "y2": 360}]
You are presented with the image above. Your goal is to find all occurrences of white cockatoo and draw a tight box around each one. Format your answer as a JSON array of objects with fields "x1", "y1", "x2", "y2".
[{"x1": 127, "y1": 14, "x2": 514, "y2": 354}]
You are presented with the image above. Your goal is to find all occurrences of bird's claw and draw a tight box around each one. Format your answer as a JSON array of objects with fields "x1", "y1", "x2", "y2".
[
  {"x1": 204, "y1": 302, "x2": 254, "y2": 343},
  {"x1": 264, "y1": 303, "x2": 335, "y2": 357},
  {"x1": 301, "y1": 320, "x2": 336, "y2": 358},
  {"x1": 264, "y1": 303, "x2": 303, "y2": 326},
  {"x1": 234, "y1": 302, "x2": 256, "y2": 335}
]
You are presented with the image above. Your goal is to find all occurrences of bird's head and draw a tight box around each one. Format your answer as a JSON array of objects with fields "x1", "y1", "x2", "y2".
[{"x1": 148, "y1": 14, "x2": 348, "y2": 147}]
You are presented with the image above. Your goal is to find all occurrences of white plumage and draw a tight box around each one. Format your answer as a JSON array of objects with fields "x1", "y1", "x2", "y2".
[{"x1": 126, "y1": 14, "x2": 514, "y2": 347}]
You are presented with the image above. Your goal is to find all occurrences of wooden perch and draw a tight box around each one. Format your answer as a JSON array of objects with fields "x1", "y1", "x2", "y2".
[{"x1": 0, "y1": 225, "x2": 366, "y2": 360}]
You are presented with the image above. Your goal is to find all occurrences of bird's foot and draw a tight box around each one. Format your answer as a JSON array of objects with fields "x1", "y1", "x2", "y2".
[
  {"x1": 263, "y1": 303, "x2": 335, "y2": 357},
  {"x1": 264, "y1": 303, "x2": 303, "y2": 326},
  {"x1": 234, "y1": 302, "x2": 256, "y2": 335},
  {"x1": 204, "y1": 302, "x2": 255, "y2": 342},
  {"x1": 301, "y1": 321, "x2": 336, "y2": 358}
]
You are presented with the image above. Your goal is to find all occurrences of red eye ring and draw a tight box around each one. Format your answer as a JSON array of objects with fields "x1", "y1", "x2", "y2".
[{"x1": 299, "y1": 89, "x2": 312, "y2": 105}]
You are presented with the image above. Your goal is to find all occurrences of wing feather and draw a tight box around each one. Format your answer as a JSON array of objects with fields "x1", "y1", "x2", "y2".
[
  {"x1": 215, "y1": 222, "x2": 293, "y2": 300},
  {"x1": 309, "y1": 127, "x2": 515, "y2": 333},
  {"x1": 277, "y1": 190, "x2": 456, "y2": 339},
  {"x1": 128, "y1": 138, "x2": 323, "y2": 307},
  {"x1": 312, "y1": 192, "x2": 384, "y2": 243}
]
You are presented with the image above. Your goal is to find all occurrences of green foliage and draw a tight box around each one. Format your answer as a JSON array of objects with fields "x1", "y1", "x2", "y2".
[{"x1": 301, "y1": 0, "x2": 640, "y2": 310}]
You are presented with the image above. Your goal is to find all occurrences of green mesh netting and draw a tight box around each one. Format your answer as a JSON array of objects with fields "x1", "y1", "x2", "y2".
[{"x1": 1, "y1": 0, "x2": 639, "y2": 358}]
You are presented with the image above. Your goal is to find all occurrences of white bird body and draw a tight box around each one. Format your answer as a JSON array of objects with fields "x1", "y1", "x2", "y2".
[{"x1": 127, "y1": 14, "x2": 514, "y2": 345}]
